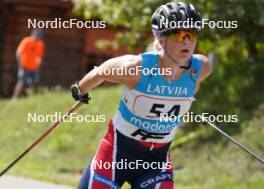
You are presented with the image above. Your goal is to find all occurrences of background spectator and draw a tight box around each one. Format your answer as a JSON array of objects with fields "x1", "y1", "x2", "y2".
[{"x1": 12, "y1": 28, "x2": 45, "y2": 99}]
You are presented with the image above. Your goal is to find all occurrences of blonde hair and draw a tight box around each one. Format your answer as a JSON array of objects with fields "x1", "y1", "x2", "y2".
[{"x1": 147, "y1": 38, "x2": 164, "y2": 56}]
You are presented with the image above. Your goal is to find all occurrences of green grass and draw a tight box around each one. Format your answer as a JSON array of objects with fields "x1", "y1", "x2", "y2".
[
  {"x1": 0, "y1": 86, "x2": 121, "y2": 185},
  {"x1": 0, "y1": 86, "x2": 263, "y2": 188}
]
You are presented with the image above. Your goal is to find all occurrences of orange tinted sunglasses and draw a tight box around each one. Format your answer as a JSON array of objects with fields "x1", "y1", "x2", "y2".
[{"x1": 168, "y1": 30, "x2": 197, "y2": 42}]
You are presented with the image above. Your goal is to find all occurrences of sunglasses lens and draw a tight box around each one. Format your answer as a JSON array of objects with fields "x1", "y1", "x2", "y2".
[
  {"x1": 168, "y1": 31, "x2": 196, "y2": 42},
  {"x1": 168, "y1": 33, "x2": 182, "y2": 41},
  {"x1": 187, "y1": 32, "x2": 196, "y2": 41}
]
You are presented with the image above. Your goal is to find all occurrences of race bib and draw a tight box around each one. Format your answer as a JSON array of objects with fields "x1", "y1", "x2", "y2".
[{"x1": 132, "y1": 95, "x2": 194, "y2": 120}]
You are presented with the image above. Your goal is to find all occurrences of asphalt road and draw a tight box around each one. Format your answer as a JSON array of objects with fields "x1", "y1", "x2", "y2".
[{"x1": 0, "y1": 176, "x2": 74, "y2": 189}]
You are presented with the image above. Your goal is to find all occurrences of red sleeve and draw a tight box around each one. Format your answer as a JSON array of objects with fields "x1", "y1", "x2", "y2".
[{"x1": 38, "y1": 40, "x2": 45, "y2": 58}]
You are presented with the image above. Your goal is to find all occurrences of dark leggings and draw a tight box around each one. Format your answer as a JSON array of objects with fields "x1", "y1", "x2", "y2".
[{"x1": 77, "y1": 121, "x2": 174, "y2": 189}]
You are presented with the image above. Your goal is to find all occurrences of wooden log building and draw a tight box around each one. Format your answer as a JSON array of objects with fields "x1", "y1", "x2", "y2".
[{"x1": 0, "y1": 0, "x2": 138, "y2": 97}]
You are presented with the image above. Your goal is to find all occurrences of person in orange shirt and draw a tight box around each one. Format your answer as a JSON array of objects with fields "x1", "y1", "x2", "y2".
[{"x1": 12, "y1": 28, "x2": 45, "y2": 99}]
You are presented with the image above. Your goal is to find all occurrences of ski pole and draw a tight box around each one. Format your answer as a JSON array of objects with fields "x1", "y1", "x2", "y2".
[
  {"x1": 202, "y1": 116, "x2": 264, "y2": 165},
  {"x1": 0, "y1": 101, "x2": 84, "y2": 177}
]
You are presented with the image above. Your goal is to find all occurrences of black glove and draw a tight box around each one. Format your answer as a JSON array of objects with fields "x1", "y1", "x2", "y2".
[{"x1": 70, "y1": 82, "x2": 91, "y2": 104}]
